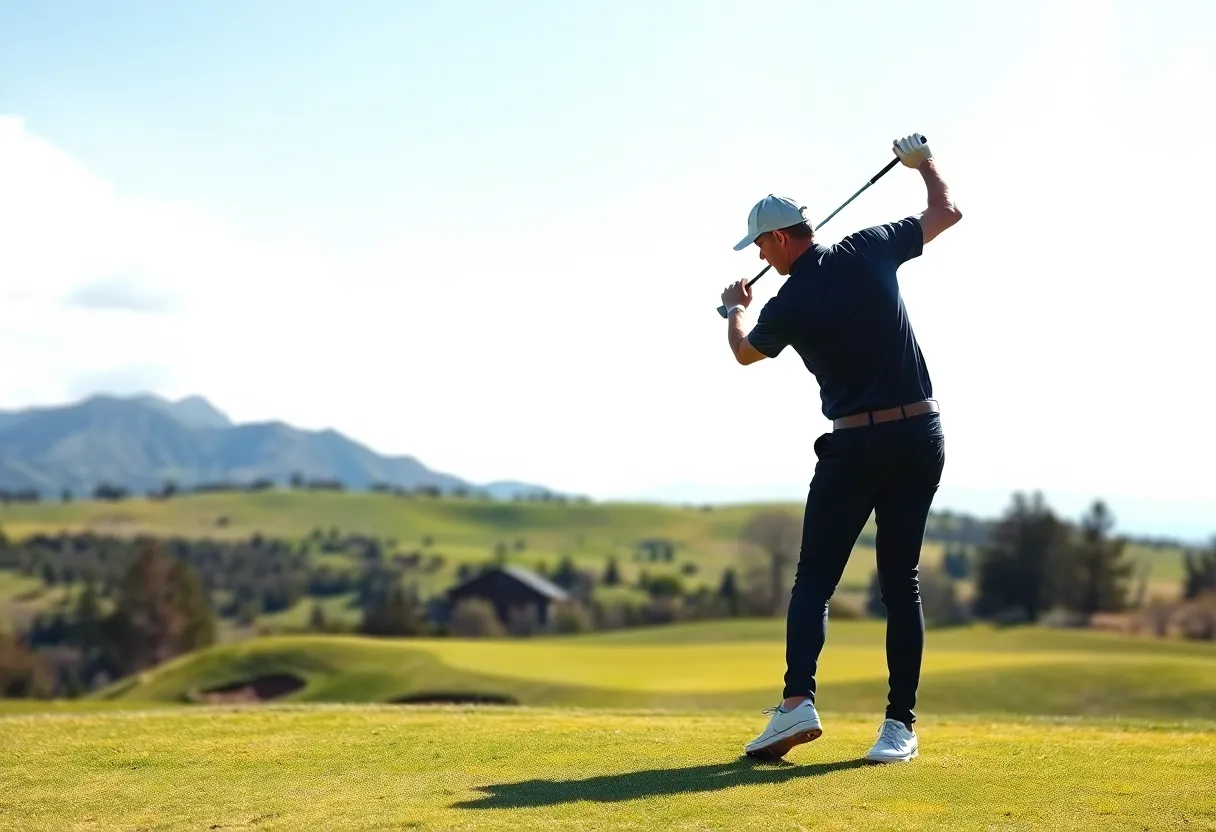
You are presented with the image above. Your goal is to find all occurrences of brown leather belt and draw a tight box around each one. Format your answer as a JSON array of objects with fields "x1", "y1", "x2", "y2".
[{"x1": 832, "y1": 399, "x2": 939, "y2": 430}]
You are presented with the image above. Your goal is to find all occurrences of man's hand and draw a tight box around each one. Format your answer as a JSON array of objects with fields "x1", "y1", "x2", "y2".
[
  {"x1": 893, "y1": 134, "x2": 932, "y2": 169},
  {"x1": 720, "y1": 279, "x2": 752, "y2": 312}
]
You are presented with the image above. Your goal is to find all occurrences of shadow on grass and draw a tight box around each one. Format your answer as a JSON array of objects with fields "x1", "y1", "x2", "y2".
[{"x1": 453, "y1": 757, "x2": 870, "y2": 809}]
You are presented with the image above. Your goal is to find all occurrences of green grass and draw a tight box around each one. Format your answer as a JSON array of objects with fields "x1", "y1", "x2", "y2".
[
  {"x1": 0, "y1": 490, "x2": 1192, "y2": 602},
  {"x1": 1, "y1": 705, "x2": 1212, "y2": 830},
  {"x1": 91, "y1": 619, "x2": 1216, "y2": 720},
  {"x1": 6, "y1": 619, "x2": 1215, "y2": 829}
]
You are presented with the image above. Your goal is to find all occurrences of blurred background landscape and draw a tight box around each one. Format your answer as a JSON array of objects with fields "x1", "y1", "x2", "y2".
[
  {"x1": 1, "y1": 389, "x2": 1213, "y2": 706},
  {"x1": 1, "y1": 1, "x2": 1213, "y2": 828}
]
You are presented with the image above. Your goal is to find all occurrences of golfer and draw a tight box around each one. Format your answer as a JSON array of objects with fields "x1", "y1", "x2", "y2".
[{"x1": 720, "y1": 134, "x2": 961, "y2": 763}]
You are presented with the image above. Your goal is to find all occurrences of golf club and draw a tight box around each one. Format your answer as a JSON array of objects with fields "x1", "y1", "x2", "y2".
[{"x1": 716, "y1": 137, "x2": 923, "y2": 318}]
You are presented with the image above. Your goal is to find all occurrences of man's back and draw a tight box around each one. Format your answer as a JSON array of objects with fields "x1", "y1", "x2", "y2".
[{"x1": 746, "y1": 216, "x2": 932, "y2": 421}]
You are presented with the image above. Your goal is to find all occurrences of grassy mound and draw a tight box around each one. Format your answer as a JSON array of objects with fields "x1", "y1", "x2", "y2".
[
  {"x1": 92, "y1": 619, "x2": 1216, "y2": 720},
  {"x1": 1, "y1": 706, "x2": 1212, "y2": 831}
]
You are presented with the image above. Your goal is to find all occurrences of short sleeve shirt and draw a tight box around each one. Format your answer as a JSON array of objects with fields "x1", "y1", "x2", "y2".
[{"x1": 746, "y1": 217, "x2": 932, "y2": 421}]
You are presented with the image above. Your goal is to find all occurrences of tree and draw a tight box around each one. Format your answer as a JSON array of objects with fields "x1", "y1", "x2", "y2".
[
  {"x1": 449, "y1": 597, "x2": 507, "y2": 637},
  {"x1": 0, "y1": 632, "x2": 53, "y2": 698},
  {"x1": 308, "y1": 602, "x2": 328, "y2": 631},
  {"x1": 105, "y1": 538, "x2": 216, "y2": 674},
  {"x1": 717, "y1": 568, "x2": 741, "y2": 617},
  {"x1": 1183, "y1": 541, "x2": 1216, "y2": 600},
  {"x1": 973, "y1": 491, "x2": 1070, "y2": 623},
  {"x1": 602, "y1": 556, "x2": 621, "y2": 587},
  {"x1": 552, "y1": 600, "x2": 594, "y2": 634},
  {"x1": 70, "y1": 580, "x2": 107, "y2": 682},
  {"x1": 360, "y1": 582, "x2": 425, "y2": 636},
  {"x1": 1055, "y1": 500, "x2": 1134, "y2": 618},
  {"x1": 942, "y1": 546, "x2": 970, "y2": 579},
  {"x1": 739, "y1": 510, "x2": 803, "y2": 615},
  {"x1": 552, "y1": 556, "x2": 580, "y2": 591},
  {"x1": 644, "y1": 574, "x2": 683, "y2": 598}
]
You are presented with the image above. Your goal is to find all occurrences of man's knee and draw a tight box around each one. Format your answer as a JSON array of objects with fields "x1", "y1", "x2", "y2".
[
  {"x1": 791, "y1": 560, "x2": 841, "y2": 603},
  {"x1": 878, "y1": 569, "x2": 921, "y2": 609}
]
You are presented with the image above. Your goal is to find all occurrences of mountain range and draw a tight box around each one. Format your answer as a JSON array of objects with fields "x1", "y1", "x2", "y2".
[{"x1": 0, "y1": 393, "x2": 557, "y2": 500}]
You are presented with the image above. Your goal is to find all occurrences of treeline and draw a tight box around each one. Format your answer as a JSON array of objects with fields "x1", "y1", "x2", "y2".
[
  {"x1": 0, "y1": 528, "x2": 764, "y2": 697},
  {"x1": 0, "y1": 476, "x2": 589, "y2": 505},
  {"x1": 2, "y1": 526, "x2": 446, "y2": 627},
  {"x1": 2, "y1": 539, "x2": 214, "y2": 698},
  {"x1": 908, "y1": 493, "x2": 1215, "y2": 635}
]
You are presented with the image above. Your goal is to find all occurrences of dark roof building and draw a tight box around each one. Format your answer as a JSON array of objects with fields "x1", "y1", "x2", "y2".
[{"x1": 446, "y1": 565, "x2": 570, "y2": 632}]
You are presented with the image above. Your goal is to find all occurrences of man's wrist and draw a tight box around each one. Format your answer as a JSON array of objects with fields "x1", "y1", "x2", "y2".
[{"x1": 727, "y1": 304, "x2": 746, "y2": 317}]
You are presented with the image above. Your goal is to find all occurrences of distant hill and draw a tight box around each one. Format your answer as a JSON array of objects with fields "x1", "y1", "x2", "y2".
[
  {"x1": 132, "y1": 393, "x2": 232, "y2": 430},
  {"x1": 0, "y1": 393, "x2": 559, "y2": 499}
]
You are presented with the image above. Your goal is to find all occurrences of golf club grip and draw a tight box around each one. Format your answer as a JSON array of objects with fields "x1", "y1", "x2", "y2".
[
  {"x1": 872, "y1": 156, "x2": 900, "y2": 183},
  {"x1": 746, "y1": 265, "x2": 771, "y2": 287},
  {"x1": 871, "y1": 135, "x2": 924, "y2": 183}
]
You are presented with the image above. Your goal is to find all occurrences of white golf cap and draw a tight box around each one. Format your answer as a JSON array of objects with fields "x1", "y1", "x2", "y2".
[{"x1": 732, "y1": 194, "x2": 808, "y2": 251}]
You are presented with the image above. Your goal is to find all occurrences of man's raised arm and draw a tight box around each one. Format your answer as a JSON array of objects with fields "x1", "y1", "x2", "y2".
[{"x1": 893, "y1": 135, "x2": 962, "y2": 245}]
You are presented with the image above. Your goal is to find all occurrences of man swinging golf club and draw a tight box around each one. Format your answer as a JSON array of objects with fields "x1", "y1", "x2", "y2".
[{"x1": 720, "y1": 133, "x2": 961, "y2": 763}]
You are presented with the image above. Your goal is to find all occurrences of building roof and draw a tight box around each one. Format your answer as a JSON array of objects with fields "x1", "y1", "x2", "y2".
[
  {"x1": 450, "y1": 564, "x2": 570, "y2": 601},
  {"x1": 500, "y1": 564, "x2": 571, "y2": 601}
]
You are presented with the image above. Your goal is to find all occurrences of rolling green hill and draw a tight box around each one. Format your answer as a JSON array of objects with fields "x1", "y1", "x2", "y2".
[
  {"x1": 93, "y1": 619, "x2": 1216, "y2": 720},
  {"x1": 0, "y1": 489, "x2": 1193, "y2": 631}
]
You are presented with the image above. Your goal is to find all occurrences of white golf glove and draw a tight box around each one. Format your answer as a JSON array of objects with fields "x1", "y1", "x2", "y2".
[{"x1": 893, "y1": 134, "x2": 932, "y2": 168}]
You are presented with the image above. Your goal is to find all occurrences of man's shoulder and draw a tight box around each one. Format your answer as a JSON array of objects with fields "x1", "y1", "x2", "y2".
[
  {"x1": 831, "y1": 217, "x2": 917, "y2": 250},
  {"x1": 833, "y1": 217, "x2": 924, "y2": 265}
]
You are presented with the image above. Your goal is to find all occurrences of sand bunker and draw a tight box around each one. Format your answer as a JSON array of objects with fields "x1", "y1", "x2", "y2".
[
  {"x1": 390, "y1": 691, "x2": 518, "y2": 705},
  {"x1": 196, "y1": 673, "x2": 305, "y2": 703}
]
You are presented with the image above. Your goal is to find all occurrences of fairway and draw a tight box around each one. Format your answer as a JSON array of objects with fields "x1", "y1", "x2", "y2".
[
  {"x1": 94, "y1": 620, "x2": 1216, "y2": 720},
  {"x1": 2, "y1": 705, "x2": 1213, "y2": 831}
]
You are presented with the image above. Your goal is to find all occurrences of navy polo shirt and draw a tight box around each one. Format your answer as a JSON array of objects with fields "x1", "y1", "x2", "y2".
[{"x1": 746, "y1": 216, "x2": 932, "y2": 422}]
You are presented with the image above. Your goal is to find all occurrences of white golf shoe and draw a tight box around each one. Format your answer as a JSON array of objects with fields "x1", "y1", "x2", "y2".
[
  {"x1": 864, "y1": 718, "x2": 918, "y2": 763},
  {"x1": 744, "y1": 699, "x2": 823, "y2": 759}
]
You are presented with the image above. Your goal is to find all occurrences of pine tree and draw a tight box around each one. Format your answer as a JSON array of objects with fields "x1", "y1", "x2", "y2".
[
  {"x1": 973, "y1": 491, "x2": 1070, "y2": 622},
  {"x1": 308, "y1": 601, "x2": 328, "y2": 632},
  {"x1": 1183, "y1": 541, "x2": 1216, "y2": 600},
  {"x1": 717, "y1": 568, "x2": 740, "y2": 616},
  {"x1": 602, "y1": 556, "x2": 621, "y2": 587},
  {"x1": 1059, "y1": 500, "x2": 1134, "y2": 617},
  {"x1": 105, "y1": 538, "x2": 215, "y2": 673}
]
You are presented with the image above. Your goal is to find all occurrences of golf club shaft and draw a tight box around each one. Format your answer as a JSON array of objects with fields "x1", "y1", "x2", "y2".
[{"x1": 717, "y1": 145, "x2": 916, "y2": 318}]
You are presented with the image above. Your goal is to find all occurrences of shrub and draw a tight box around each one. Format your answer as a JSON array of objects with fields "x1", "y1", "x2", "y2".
[
  {"x1": 448, "y1": 598, "x2": 506, "y2": 638},
  {"x1": 552, "y1": 601, "x2": 594, "y2": 634}
]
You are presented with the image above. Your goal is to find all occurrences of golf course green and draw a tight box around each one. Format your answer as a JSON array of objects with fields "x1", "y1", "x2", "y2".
[{"x1": 3, "y1": 619, "x2": 1214, "y2": 830}]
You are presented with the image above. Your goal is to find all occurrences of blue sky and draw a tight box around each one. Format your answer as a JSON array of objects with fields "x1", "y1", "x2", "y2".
[{"x1": 1, "y1": 0, "x2": 1213, "y2": 539}]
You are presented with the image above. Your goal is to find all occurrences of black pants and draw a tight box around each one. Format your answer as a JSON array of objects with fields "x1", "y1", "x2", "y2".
[{"x1": 782, "y1": 410, "x2": 945, "y2": 727}]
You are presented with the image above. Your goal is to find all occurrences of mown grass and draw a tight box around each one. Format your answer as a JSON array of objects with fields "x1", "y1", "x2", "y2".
[
  {"x1": 88, "y1": 619, "x2": 1216, "y2": 720},
  {"x1": 5, "y1": 619, "x2": 1215, "y2": 829},
  {"x1": 1, "y1": 705, "x2": 1212, "y2": 831}
]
